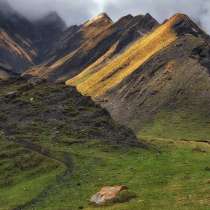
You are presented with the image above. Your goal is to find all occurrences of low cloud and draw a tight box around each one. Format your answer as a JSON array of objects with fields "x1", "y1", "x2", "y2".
[
  {"x1": 2, "y1": 0, "x2": 210, "y2": 33},
  {"x1": 103, "y1": 0, "x2": 210, "y2": 32},
  {"x1": 6, "y1": 0, "x2": 98, "y2": 25}
]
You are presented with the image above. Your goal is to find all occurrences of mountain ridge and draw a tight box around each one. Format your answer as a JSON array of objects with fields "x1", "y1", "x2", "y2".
[
  {"x1": 65, "y1": 13, "x2": 210, "y2": 136},
  {"x1": 66, "y1": 13, "x2": 187, "y2": 96},
  {"x1": 23, "y1": 12, "x2": 159, "y2": 82}
]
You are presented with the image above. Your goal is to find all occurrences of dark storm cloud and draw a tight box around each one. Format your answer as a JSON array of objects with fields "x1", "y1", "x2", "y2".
[{"x1": 2, "y1": 0, "x2": 210, "y2": 33}]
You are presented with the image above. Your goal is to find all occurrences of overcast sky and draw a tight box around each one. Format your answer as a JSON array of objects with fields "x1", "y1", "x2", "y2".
[{"x1": 4, "y1": 0, "x2": 210, "y2": 32}]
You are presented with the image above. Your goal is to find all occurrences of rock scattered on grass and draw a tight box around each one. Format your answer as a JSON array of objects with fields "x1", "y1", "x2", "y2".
[{"x1": 90, "y1": 185, "x2": 136, "y2": 206}]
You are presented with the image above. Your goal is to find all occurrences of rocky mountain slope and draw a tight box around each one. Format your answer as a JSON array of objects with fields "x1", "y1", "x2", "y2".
[
  {"x1": 67, "y1": 14, "x2": 210, "y2": 140},
  {"x1": 23, "y1": 13, "x2": 158, "y2": 82},
  {"x1": 0, "y1": 0, "x2": 36, "y2": 77},
  {"x1": 67, "y1": 14, "x2": 203, "y2": 97}
]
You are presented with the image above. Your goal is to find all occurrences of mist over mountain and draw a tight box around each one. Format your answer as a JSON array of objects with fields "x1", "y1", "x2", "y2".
[
  {"x1": 5, "y1": 0, "x2": 97, "y2": 25},
  {"x1": 104, "y1": 0, "x2": 210, "y2": 32},
  {"x1": 0, "y1": 0, "x2": 209, "y2": 33}
]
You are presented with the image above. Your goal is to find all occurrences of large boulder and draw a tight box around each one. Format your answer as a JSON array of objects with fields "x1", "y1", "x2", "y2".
[{"x1": 90, "y1": 185, "x2": 135, "y2": 206}]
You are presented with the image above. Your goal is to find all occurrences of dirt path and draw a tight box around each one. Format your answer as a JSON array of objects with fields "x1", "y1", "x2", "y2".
[
  {"x1": 144, "y1": 136, "x2": 210, "y2": 151},
  {"x1": 6, "y1": 138, "x2": 74, "y2": 210}
]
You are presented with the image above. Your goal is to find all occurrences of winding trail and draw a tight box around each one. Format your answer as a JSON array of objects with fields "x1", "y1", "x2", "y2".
[
  {"x1": 6, "y1": 138, "x2": 74, "y2": 210},
  {"x1": 144, "y1": 136, "x2": 210, "y2": 149}
]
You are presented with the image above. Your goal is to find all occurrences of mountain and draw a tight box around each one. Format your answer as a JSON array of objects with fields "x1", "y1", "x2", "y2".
[
  {"x1": 2, "y1": 6, "x2": 210, "y2": 209},
  {"x1": 67, "y1": 14, "x2": 210, "y2": 140},
  {"x1": 0, "y1": 0, "x2": 66, "y2": 78},
  {"x1": 0, "y1": 1, "x2": 36, "y2": 77},
  {"x1": 0, "y1": 0, "x2": 16, "y2": 17},
  {"x1": 23, "y1": 13, "x2": 159, "y2": 82},
  {"x1": 67, "y1": 14, "x2": 201, "y2": 97},
  {"x1": 0, "y1": 28, "x2": 35, "y2": 79},
  {"x1": 32, "y1": 11, "x2": 67, "y2": 63}
]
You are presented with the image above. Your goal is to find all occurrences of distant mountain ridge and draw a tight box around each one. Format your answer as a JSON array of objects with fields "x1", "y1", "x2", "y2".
[{"x1": 0, "y1": 0, "x2": 66, "y2": 79}]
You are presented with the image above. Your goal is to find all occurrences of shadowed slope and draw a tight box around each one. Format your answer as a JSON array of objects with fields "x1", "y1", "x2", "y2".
[
  {"x1": 0, "y1": 29, "x2": 35, "y2": 79},
  {"x1": 102, "y1": 35, "x2": 210, "y2": 132},
  {"x1": 0, "y1": 79, "x2": 139, "y2": 147},
  {"x1": 0, "y1": 1, "x2": 66, "y2": 78}
]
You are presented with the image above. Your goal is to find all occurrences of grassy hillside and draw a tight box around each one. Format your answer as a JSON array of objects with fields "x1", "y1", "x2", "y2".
[
  {"x1": 0, "y1": 79, "x2": 138, "y2": 146},
  {"x1": 140, "y1": 108, "x2": 210, "y2": 141},
  {"x1": 0, "y1": 79, "x2": 139, "y2": 209},
  {"x1": 10, "y1": 137, "x2": 210, "y2": 210},
  {"x1": 3, "y1": 124, "x2": 210, "y2": 210},
  {"x1": 0, "y1": 134, "x2": 64, "y2": 210},
  {"x1": 1, "y1": 80, "x2": 210, "y2": 210}
]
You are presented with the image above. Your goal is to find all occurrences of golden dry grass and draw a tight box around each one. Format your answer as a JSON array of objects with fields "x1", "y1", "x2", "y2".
[
  {"x1": 68, "y1": 43, "x2": 118, "y2": 86},
  {"x1": 67, "y1": 14, "x2": 188, "y2": 98}
]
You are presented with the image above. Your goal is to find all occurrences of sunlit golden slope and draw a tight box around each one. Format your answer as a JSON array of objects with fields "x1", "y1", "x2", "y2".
[
  {"x1": 66, "y1": 14, "x2": 191, "y2": 98},
  {"x1": 67, "y1": 42, "x2": 119, "y2": 86}
]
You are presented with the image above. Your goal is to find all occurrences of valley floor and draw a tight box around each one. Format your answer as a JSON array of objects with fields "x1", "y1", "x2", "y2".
[{"x1": 1, "y1": 135, "x2": 210, "y2": 210}]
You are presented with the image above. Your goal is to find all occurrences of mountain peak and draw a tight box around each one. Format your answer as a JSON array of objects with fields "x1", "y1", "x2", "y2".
[
  {"x1": 35, "y1": 11, "x2": 66, "y2": 29},
  {"x1": 167, "y1": 13, "x2": 203, "y2": 36},
  {"x1": 168, "y1": 13, "x2": 191, "y2": 26},
  {"x1": 84, "y1": 13, "x2": 113, "y2": 27},
  {"x1": 42, "y1": 11, "x2": 63, "y2": 23}
]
